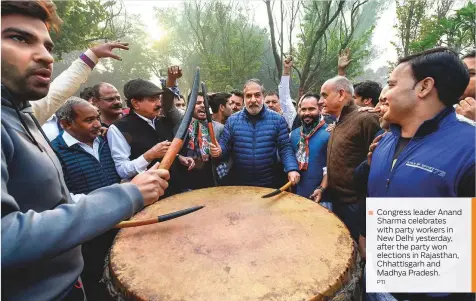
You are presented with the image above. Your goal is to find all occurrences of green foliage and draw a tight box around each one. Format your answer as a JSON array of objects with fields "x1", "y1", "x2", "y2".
[
  {"x1": 409, "y1": 1, "x2": 476, "y2": 55},
  {"x1": 153, "y1": 0, "x2": 268, "y2": 92},
  {"x1": 51, "y1": 0, "x2": 128, "y2": 60},
  {"x1": 294, "y1": 0, "x2": 379, "y2": 92}
]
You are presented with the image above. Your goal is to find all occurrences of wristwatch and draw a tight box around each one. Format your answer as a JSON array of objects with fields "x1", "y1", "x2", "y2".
[{"x1": 316, "y1": 186, "x2": 325, "y2": 192}]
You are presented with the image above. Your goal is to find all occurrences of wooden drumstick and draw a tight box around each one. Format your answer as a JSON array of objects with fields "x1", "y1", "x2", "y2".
[
  {"x1": 261, "y1": 181, "x2": 293, "y2": 198},
  {"x1": 201, "y1": 82, "x2": 218, "y2": 186},
  {"x1": 115, "y1": 205, "x2": 205, "y2": 228}
]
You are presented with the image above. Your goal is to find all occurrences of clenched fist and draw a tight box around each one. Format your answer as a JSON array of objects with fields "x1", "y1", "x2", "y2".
[
  {"x1": 130, "y1": 163, "x2": 170, "y2": 206},
  {"x1": 144, "y1": 141, "x2": 171, "y2": 162}
]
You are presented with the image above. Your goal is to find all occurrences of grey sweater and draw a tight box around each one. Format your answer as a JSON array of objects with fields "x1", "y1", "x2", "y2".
[{"x1": 1, "y1": 87, "x2": 144, "y2": 301}]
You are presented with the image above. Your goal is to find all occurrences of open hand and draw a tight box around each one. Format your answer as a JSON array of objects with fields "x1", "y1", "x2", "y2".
[
  {"x1": 178, "y1": 155, "x2": 195, "y2": 170},
  {"x1": 338, "y1": 48, "x2": 352, "y2": 70},
  {"x1": 91, "y1": 41, "x2": 129, "y2": 60}
]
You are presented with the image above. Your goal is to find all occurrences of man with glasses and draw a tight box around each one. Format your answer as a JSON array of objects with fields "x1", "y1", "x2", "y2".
[
  {"x1": 320, "y1": 76, "x2": 380, "y2": 241},
  {"x1": 91, "y1": 82, "x2": 124, "y2": 127}
]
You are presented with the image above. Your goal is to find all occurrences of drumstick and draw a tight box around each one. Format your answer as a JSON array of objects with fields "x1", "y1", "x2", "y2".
[
  {"x1": 115, "y1": 205, "x2": 205, "y2": 228},
  {"x1": 201, "y1": 82, "x2": 218, "y2": 186},
  {"x1": 261, "y1": 181, "x2": 292, "y2": 198}
]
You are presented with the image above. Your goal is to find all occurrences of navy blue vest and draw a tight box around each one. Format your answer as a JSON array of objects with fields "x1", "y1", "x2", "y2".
[{"x1": 51, "y1": 134, "x2": 121, "y2": 195}]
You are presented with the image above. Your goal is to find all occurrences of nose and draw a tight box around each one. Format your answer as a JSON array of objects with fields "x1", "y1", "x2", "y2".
[
  {"x1": 93, "y1": 119, "x2": 101, "y2": 128},
  {"x1": 33, "y1": 44, "x2": 54, "y2": 66}
]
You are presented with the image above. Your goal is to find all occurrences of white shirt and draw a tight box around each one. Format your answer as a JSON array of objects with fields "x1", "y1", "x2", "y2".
[
  {"x1": 107, "y1": 112, "x2": 157, "y2": 180},
  {"x1": 278, "y1": 75, "x2": 297, "y2": 130},
  {"x1": 62, "y1": 130, "x2": 101, "y2": 161},
  {"x1": 42, "y1": 115, "x2": 61, "y2": 141}
]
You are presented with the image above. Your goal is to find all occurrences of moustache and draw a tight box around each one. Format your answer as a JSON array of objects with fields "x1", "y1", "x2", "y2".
[
  {"x1": 154, "y1": 106, "x2": 161, "y2": 111},
  {"x1": 111, "y1": 104, "x2": 122, "y2": 109},
  {"x1": 26, "y1": 64, "x2": 51, "y2": 76}
]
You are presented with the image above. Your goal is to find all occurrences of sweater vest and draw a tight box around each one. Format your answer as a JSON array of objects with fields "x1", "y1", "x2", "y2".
[
  {"x1": 113, "y1": 113, "x2": 182, "y2": 195},
  {"x1": 51, "y1": 135, "x2": 121, "y2": 195}
]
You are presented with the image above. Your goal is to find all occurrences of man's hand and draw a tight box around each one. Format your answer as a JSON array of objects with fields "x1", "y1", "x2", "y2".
[
  {"x1": 144, "y1": 141, "x2": 171, "y2": 162},
  {"x1": 326, "y1": 123, "x2": 336, "y2": 132},
  {"x1": 130, "y1": 163, "x2": 170, "y2": 206},
  {"x1": 455, "y1": 97, "x2": 476, "y2": 121},
  {"x1": 367, "y1": 134, "x2": 384, "y2": 165},
  {"x1": 358, "y1": 235, "x2": 366, "y2": 261},
  {"x1": 166, "y1": 66, "x2": 183, "y2": 88},
  {"x1": 358, "y1": 106, "x2": 381, "y2": 113},
  {"x1": 288, "y1": 171, "x2": 300, "y2": 185},
  {"x1": 338, "y1": 48, "x2": 352, "y2": 75},
  {"x1": 310, "y1": 187, "x2": 324, "y2": 203},
  {"x1": 99, "y1": 126, "x2": 108, "y2": 137},
  {"x1": 90, "y1": 41, "x2": 129, "y2": 60},
  {"x1": 178, "y1": 155, "x2": 195, "y2": 171},
  {"x1": 209, "y1": 143, "x2": 222, "y2": 158},
  {"x1": 283, "y1": 56, "x2": 293, "y2": 76}
]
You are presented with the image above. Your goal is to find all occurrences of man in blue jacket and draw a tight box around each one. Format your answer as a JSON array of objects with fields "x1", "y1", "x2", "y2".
[
  {"x1": 290, "y1": 93, "x2": 330, "y2": 201},
  {"x1": 215, "y1": 79, "x2": 300, "y2": 188},
  {"x1": 366, "y1": 47, "x2": 475, "y2": 301}
]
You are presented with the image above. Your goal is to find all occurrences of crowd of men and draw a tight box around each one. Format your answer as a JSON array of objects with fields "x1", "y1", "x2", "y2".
[{"x1": 1, "y1": 1, "x2": 475, "y2": 301}]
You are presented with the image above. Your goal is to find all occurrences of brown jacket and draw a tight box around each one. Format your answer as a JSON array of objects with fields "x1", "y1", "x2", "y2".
[{"x1": 326, "y1": 103, "x2": 380, "y2": 204}]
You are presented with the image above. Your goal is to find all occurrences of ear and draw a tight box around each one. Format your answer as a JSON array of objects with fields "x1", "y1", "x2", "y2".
[
  {"x1": 417, "y1": 77, "x2": 434, "y2": 99},
  {"x1": 338, "y1": 89, "x2": 346, "y2": 102},
  {"x1": 59, "y1": 119, "x2": 72, "y2": 130},
  {"x1": 364, "y1": 98, "x2": 372, "y2": 106},
  {"x1": 92, "y1": 97, "x2": 100, "y2": 106},
  {"x1": 219, "y1": 104, "x2": 225, "y2": 112},
  {"x1": 131, "y1": 98, "x2": 140, "y2": 111}
]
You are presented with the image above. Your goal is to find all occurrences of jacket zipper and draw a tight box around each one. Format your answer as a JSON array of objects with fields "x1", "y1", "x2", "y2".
[{"x1": 384, "y1": 135, "x2": 419, "y2": 196}]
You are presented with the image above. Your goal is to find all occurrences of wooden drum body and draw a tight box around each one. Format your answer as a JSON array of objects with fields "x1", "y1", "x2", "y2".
[{"x1": 106, "y1": 186, "x2": 361, "y2": 301}]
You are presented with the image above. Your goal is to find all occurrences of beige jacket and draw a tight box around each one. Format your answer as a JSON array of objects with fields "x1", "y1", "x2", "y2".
[{"x1": 31, "y1": 49, "x2": 98, "y2": 125}]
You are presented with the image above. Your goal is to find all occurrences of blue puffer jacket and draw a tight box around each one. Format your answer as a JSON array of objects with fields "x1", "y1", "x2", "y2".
[{"x1": 219, "y1": 107, "x2": 298, "y2": 187}]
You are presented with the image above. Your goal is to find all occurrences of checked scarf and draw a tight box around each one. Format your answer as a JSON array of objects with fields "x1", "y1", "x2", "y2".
[
  {"x1": 187, "y1": 119, "x2": 211, "y2": 162},
  {"x1": 296, "y1": 119, "x2": 325, "y2": 171}
]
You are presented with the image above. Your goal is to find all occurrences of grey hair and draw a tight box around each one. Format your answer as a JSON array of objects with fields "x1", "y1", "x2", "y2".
[
  {"x1": 326, "y1": 76, "x2": 354, "y2": 95},
  {"x1": 243, "y1": 78, "x2": 265, "y2": 93},
  {"x1": 57, "y1": 96, "x2": 90, "y2": 123}
]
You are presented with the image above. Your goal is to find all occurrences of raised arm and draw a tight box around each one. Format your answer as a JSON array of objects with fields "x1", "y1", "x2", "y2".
[
  {"x1": 279, "y1": 57, "x2": 296, "y2": 129},
  {"x1": 31, "y1": 42, "x2": 129, "y2": 125}
]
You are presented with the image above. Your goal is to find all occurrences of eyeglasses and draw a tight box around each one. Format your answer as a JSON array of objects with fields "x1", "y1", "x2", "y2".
[{"x1": 99, "y1": 96, "x2": 122, "y2": 102}]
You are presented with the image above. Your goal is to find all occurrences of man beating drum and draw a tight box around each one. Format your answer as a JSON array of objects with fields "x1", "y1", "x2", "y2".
[{"x1": 1, "y1": 2, "x2": 170, "y2": 300}]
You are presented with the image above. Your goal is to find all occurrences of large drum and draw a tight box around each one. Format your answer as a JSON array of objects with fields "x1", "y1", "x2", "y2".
[{"x1": 105, "y1": 186, "x2": 362, "y2": 301}]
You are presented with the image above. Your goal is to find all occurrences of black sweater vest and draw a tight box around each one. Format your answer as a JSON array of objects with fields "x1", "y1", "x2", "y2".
[{"x1": 113, "y1": 113, "x2": 182, "y2": 195}]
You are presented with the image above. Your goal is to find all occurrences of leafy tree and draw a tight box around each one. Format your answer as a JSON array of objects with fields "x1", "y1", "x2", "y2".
[
  {"x1": 410, "y1": 1, "x2": 475, "y2": 54},
  {"x1": 51, "y1": 0, "x2": 130, "y2": 59},
  {"x1": 152, "y1": 0, "x2": 269, "y2": 92},
  {"x1": 291, "y1": 0, "x2": 381, "y2": 94}
]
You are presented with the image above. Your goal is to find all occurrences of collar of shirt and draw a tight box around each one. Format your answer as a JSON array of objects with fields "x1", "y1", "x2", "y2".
[
  {"x1": 47, "y1": 114, "x2": 58, "y2": 122},
  {"x1": 62, "y1": 130, "x2": 101, "y2": 160},
  {"x1": 134, "y1": 112, "x2": 156, "y2": 129}
]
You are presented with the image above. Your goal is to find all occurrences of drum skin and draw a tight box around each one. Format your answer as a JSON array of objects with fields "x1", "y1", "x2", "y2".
[{"x1": 109, "y1": 186, "x2": 355, "y2": 301}]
